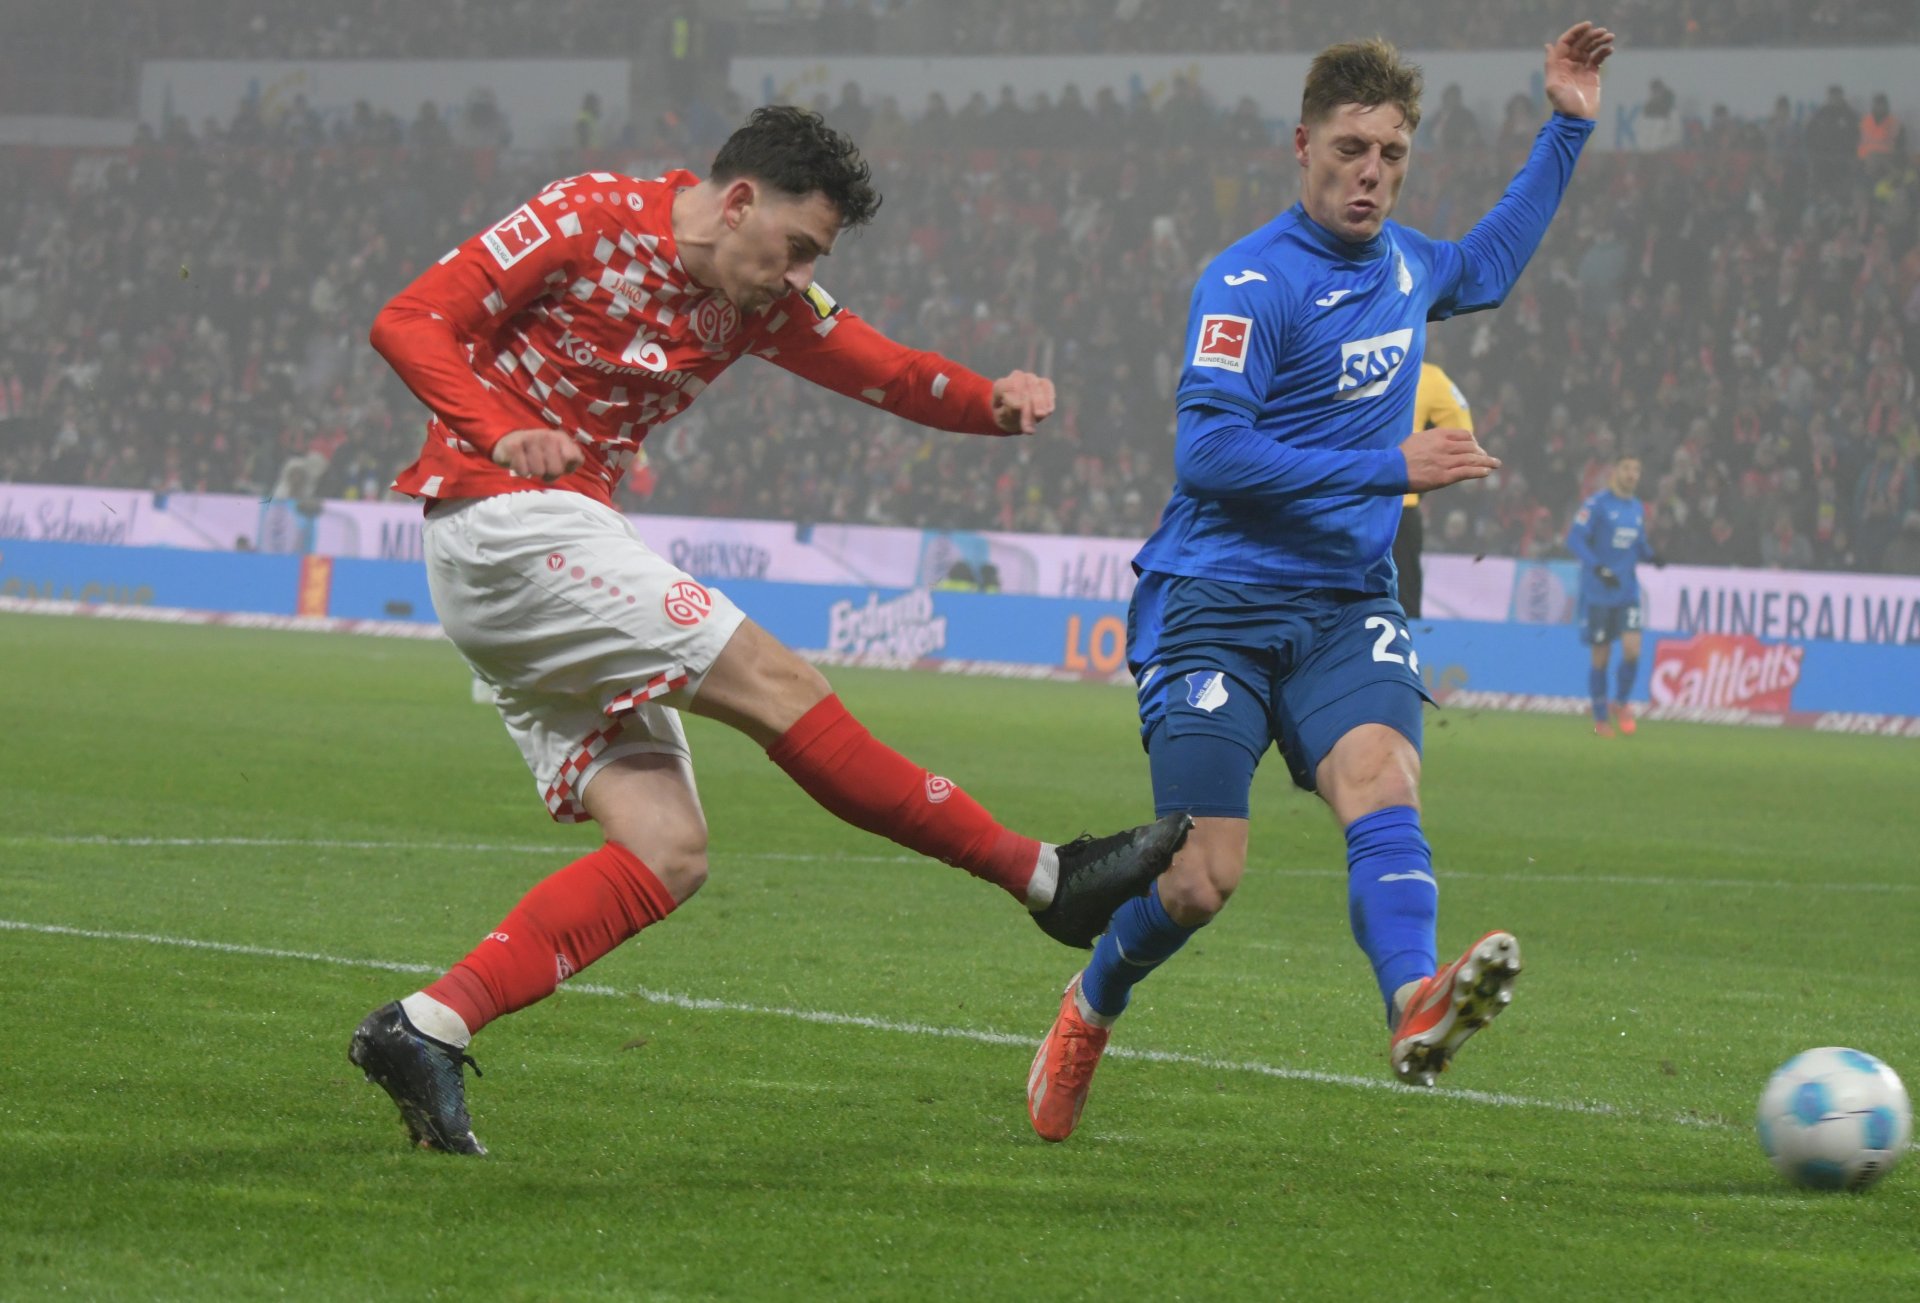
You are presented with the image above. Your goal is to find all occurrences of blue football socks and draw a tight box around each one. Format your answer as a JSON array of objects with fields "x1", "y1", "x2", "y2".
[
  {"x1": 1589, "y1": 662, "x2": 1609, "y2": 722},
  {"x1": 1079, "y1": 882, "x2": 1200, "y2": 1020},
  {"x1": 1614, "y1": 654, "x2": 1639, "y2": 704},
  {"x1": 1345, "y1": 805, "x2": 1440, "y2": 1024}
]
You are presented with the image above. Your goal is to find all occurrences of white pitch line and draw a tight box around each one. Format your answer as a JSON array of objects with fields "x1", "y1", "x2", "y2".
[
  {"x1": 7, "y1": 834, "x2": 1916, "y2": 894},
  {"x1": 0, "y1": 915, "x2": 1729, "y2": 1130}
]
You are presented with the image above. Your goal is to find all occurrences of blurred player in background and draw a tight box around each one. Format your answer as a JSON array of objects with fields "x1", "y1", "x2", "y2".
[
  {"x1": 1393, "y1": 361, "x2": 1472, "y2": 618},
  {"x1": 1566, "y1": 453, "x2": 1658, "y2": 736},
  {"x1": 349, "y1": 106, "x2": 1189, "y2": 1155},
  {"x1": 1027, "y1": 24, "x2": 1614, "y2": 1142}
]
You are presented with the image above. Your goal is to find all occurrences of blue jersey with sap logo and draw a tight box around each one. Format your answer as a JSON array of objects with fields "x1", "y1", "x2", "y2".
[
  {"x1": 1133, "y1": 113, "x2": 1596, "y2": 593},
  {"x1": 1566, "y1": 488, "x2": 1651, "y2": 608}
]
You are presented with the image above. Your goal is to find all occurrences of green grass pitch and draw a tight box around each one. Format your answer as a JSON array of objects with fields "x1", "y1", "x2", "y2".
[{"x1": 2, "y1": 612, "x2": 1917, "y2": 1300}]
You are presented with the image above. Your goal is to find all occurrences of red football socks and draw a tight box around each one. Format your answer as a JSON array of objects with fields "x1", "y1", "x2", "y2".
[
  {"x1": 424, "y1": 840, "x2": 678, "y2": 1034},
  {"x1": 766, "y1": 694, "x2": 1040, "y2": 901}
]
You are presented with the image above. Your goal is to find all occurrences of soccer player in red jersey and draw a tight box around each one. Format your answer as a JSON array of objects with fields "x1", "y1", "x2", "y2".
[{"x1": 348, "y1": 107, "x2": 1190, "y2": 1154}]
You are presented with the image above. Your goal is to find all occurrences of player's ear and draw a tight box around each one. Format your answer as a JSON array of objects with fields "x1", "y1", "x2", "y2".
[
  {"x1": 1293, "y1": 122, "x2": 1311, "y2": 168},
  {"x1": 721, "y1": 178, "x2": 757, "y2": 231}
]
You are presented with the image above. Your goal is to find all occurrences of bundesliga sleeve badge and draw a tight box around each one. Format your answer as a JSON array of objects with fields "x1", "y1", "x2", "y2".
[
  {"x1": 1193, "y1": 314, "x2": 1253, "y2": 373},
  {"x1": 481, "y1": 204, "x2": 552, "y2": 269}
]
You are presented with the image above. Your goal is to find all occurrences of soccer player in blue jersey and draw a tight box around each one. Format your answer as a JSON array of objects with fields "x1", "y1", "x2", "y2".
[
  {"x1": 1567, "y1": 454, "x2": 1657, "y2": 736},
  {"x1": 1026, "y1": 23, "x2": 1615, "y2": 1141}
]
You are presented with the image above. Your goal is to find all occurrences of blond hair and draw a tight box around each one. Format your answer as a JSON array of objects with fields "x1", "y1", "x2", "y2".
[{"x1": 1301, "y1": 38, "x2": 1424, "y2": 131}]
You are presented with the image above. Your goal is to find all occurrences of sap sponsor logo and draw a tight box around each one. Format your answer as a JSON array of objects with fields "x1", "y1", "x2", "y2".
[
  {"x1": 481, "y1": 204, "x2": 551, "y2": 270},
  {"x1": 1336, "y1": 328, "x2": 1413, "y2": 400},
  {"x1": 827, "y1": 589, "x2": 948, "y2": 662},
  {"x1": 1649, "y1": 634, "x2": 1804, "y2": 713},
  {"x1": 667, "y1": 538, "x2": 771, "y2": 580},
  {"x1": 1193, "y1": 314, "x2": 1253, "y2": 372},
  {"x1": 1184, "y1": 670, "x2": 1230, "y2": 712},
  {"x1": 0, "y1": 495, "x2": 136, "y2": 545}
]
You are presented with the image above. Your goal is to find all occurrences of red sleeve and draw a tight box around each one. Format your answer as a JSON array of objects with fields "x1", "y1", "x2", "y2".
[
  {"x1": 757, "y1": 283, "x2": 1002, "y2": 435},
  {"x1": 370, "y1": 187, "x2": 601, "y2": 455}
]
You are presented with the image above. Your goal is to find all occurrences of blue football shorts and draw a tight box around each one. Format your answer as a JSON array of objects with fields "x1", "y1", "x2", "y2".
[
  {"x1": 1582, "y1": 601, "x2": 1642, "y2": 646},
  {"x1": 1129, "y1": 573, "x2": 1433, "y2": 818}
]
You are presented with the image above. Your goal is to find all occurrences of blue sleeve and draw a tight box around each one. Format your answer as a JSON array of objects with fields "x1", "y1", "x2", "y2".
[
  {"x1": 1174, "y1": 260, "x2": 1288, "y2": 419},
  {"x1": 1423, "y1": 113, "x2": 1595, "y2": 320},
  {"x1": 1174, "y1": 402, "x2": 1407, "y2": 505},
  {"x1": 1565, "y1": 498, "x2": 1598, "y2": 564}
]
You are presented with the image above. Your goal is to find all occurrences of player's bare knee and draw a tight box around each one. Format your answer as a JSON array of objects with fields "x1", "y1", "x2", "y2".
[
  {"x1": 1158, "y1": 838, "x2": 1243, "y2": 925},
  {"x1": 645, "y1": 844, "x2": 709, "y2": 903}
]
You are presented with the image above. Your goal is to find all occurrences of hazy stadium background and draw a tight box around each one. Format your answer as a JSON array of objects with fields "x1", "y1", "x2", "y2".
[{"x1": 3, "y1": 4, "x2": 1919, "y2": 1300}]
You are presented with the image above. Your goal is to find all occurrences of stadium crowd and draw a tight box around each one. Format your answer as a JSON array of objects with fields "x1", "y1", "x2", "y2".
[
  {"x1": 2, "y1": 70, "x2": 1918, "y2": 573},
  {"x1": 14, "y1": 0, "x2": 1912, "y2": 65}
]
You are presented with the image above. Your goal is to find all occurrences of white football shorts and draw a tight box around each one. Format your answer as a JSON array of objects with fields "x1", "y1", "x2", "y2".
[{"x1": 423, "y1": 490, "x2": 746, "y2": 823}]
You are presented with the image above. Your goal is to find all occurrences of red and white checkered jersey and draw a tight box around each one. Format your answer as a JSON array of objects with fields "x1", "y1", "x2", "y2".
[{"x1": 377, "y1": 169, "x2": 1004, "y2": 506}]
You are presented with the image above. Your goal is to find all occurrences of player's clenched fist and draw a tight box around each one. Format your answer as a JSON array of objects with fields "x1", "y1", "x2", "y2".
[
  {"x1": 492, "y1": 428, "x2": 586, "y2": 482},
  {"x1": 990, "y1": 370, "x2": 1056, "y2": 435},
  {"x1": 1399, "y1": 426, "x2": 1500, "y2": 493}
]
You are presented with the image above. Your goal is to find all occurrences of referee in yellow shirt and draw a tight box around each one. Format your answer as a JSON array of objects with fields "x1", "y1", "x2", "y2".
[{"x1": 1395, "y1": 362, "x2": 1471, "y2": 619}]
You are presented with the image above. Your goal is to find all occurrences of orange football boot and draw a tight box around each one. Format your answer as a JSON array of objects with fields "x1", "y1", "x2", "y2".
[
  {"x1": 1612, "y1": 702, "x2": 1638, "y2": 735},
  {"x1": 1389, "y1": 930, "x2": 1522, "y2": 1087},
  {"x1": 1593, "y1": 720, "x2": 1616, "y2": 738},
  {"x1": 1026, "y1": 976, "x2": 1111, "y2": 1142}
]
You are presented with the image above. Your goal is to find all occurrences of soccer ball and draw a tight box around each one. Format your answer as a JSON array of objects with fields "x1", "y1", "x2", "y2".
[{"x1": 1756, "y1": 1047, "x2": 1911, "y2": 1192}]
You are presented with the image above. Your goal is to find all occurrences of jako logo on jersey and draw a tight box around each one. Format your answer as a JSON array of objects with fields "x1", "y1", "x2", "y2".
[
  {"x1": 1314, "y1": 288, "x2": 1354, "y2": 307},
  {"x1": 1336, "y1": 329, "x2": 1414, "y2": 400},
  {"x1": 1223, "y1": 269, "x2": 1268, "y2": 285},
  {"x1": 1184, "y1": 671, "x2": 1230, "y2": 712},
  {"x1": 924, "y1": 774, "x2": 954, "y2": 804},
  {"x1": 482, "y1": 204, "x2": 551, "y2": 270},
  {"x1": 620, "y1": 329, "x2": 670, "y2": 371},
  {"x1": 1193, "y1": 314, "x2": 1252, "y2": 372},
  {"x1": 663, "y1": 579, "x2": 713, "y2": 627}
]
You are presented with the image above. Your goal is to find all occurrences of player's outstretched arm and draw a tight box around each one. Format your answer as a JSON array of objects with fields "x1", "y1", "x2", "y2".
[
  {"x1": 1427, "y1": 23, "x2": 1613, "y2": 318},
  {"x1": 1544, "y1": 22, "x2": 1615, "y2": 121},
  {"x1": 990, "y1": 370, "x2": 1056, "y2": 435},
  {"x1": 762, "y1": 298, "x2": 1039, "y2": 437},
  {"x1": 1174, "y1": 405, "x2": 1497, "y2": 505},
  {"x1": 370, "y1": 187, "x2": 601, "y2": 459}
]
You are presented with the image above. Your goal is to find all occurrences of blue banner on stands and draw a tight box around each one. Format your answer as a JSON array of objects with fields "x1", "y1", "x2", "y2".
[
  {"x1": 0, "y1": 538, "x2": 301, "y2": 614},
  {"x1": 5, "y1": 542, "x2": 1917, "y2": 721}
]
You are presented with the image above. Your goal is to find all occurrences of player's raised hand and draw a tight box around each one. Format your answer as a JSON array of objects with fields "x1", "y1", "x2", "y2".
[
  {"x1": 1400, "y1": 426, "x2": 1500, "y2": 493},
  {"x1": 1544, "y1": 22, "x2": 1614, "y2": 120},
  {"x1": 492, "y1": 428, "x2": 586, "y2": 482},
  {"x1": 990, "y1": 370, "x2": 1056, "y2": 435}
]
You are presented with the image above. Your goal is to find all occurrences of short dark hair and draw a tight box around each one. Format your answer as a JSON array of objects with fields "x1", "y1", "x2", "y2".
[
  {"x1": 1301, "y1": 37, "x2": 1424, "y2": 131},
  {"x1": 709, "y1": 105, "x2": 881, "y2": 228}
]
